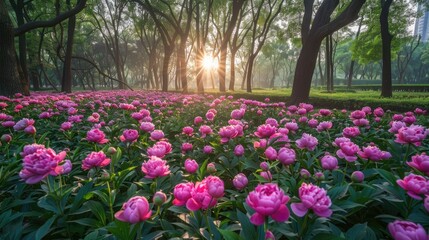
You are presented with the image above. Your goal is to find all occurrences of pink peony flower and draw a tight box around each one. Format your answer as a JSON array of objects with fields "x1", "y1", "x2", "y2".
[
  {"x1": 181, "y1": 142, "x2": 193, "y2": 153},
  {"x1": 231, "y1": 108, "x2": 245, "y2": 120},
  {"x1": 184, "y1": 159, "x2": 199, "y2": 174},
  {"x1": 115, "y1": 196, "x2": 152, "y2": 224},
  {"x1": 1, "y1": 134, "x2": 12, "y2": 143},
  {"x1": 24, "y1": 125, "x2": 36, "y2": 134},
  {"x1": 308, "y1": 119, "x2": 318, "y2": 128},
  {"x1": 296, "y1": 133, "x2": 318, "y2": 151},
  {"x1": 254, "y1": 139, "x2": 268, "y2": 149},
  {"x1": 172, "y1": 182, "x2": 194, "y2": 206},
  {"x1": 397, "y1": 174, "x2": 429, "y2": 200},
  {"x1": 285, "y1": 122, "x2": 299, "y2": 132},
  {"x1": 120, "y1": 129, "x2": 139, "y2": 142},
  {"x1": 260, "y1": 171, "x2": 272, "y2": 181},
  {"x1": 141, "y1": 156, "x2": 170, "y2": 179},
  {"x1": 407, "y1": 153, "x2": 429, "y2": 176},
  {"x1": 350, "y1": 110, "x2": 366, "y2": 120},
  {"x1": 388, "y1": 220, "x2": 428, "y2": 240},
  {"x1": 140, "y1": 122, "x2": 155, "y2": 132},
  {"x1": 246, "y1": 183, "x2": 290, "y2": 225},
  {"x1": 150, "y1": 130, "x2": 165, "y2": 141},
  {"x1": 254, "y1": 124, "x2": 277, "y2": 138},
  {"x1": 342, "y1": 126, "x2": 360, "y2": 138},
  {"x1": 13, "y1": 118, "x2": 35, "y2": 131},
  {"x1": 199, "y1": 125, "x2": 213, "y2": 138},
  {"x1": 264, "y1": 147, "x2": 278, "y2": 161},
  {"x1": 147, "y1": 141, "x2": 172, "y2": 158},
  {"x1": 389, "y1": 121, "x2": 407, "y2": 134},
  {"x1": 395, "y1": 125, "x2": 428, "y2": 146},
  {"x1": 351, "y1": 171, "x2": 365, "y2": 183},
  {"x1": 186, "y1": 181, "x2": 217, "y2": 211},
  {"x1": 219, "y1": 125, "x2": 239, "y2": 144},
  {"x1": 319, "y1": 109, "x2": 332, "y2": 116},
  {"x1": 194, "y1": 116, "x2": 203, "y2": 125},
  {"x1": 277, "y1": 147, "x2": 296, "y2": 166},
  {"x1": 234, "y1": 144, "x2": 245, "y2": 156},
  {"x1": 316, "y1": 121, "x2": 333, "y2": 132},
  {"x1": 82, "y1": 151, "x2": 111, "y2": 170},
  {"x1": 233, "y1": 173, "x2": 248, "y2": 190},
  {"x1": 19, "y1": 146, "x2": 70, "y2": 184},
  {"x1": 373, "y1": 107, "x2": 384, "y2": 117},
  {"x1": 86, "y1": 129, "x2": 109, "y2": 144},
  {"x1": 358, "y1": 144, "x2": 391, "y2": 161},
  {"x1": 265, "y1": 118, "x2": 279, "y2": 127},
  {"x1": 291, "y1": 183, "x2": 332, "y2": 218},
  {"x1": 353, "y1": 118, "x2": 369, "y2": 127},
  {"x1": 203, "y1": 145, "x2": 214, "y2": 154},
  {"x1": 320, "y1": 153, "x2": 338, "y2": 170},
  {"x1": 60, "y1": 122, "x2": 73, "y2": 131},
  {"x1": 182, "y1": 126, "x2": 194, "y2": 136},
  {"x1": 336, "y1": 141, "x2": 360, "y2": 162},
  {"x1": 332, "y1": 137, "x2": 351, "y2": 147},
  {"x1": 205, "y1": 176, "x2": 224, "y2": 198}
]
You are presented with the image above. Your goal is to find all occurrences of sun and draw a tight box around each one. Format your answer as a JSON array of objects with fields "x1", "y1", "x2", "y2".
[{"x1": 202, "y1": 55, "x2": 218, "y2": 70}]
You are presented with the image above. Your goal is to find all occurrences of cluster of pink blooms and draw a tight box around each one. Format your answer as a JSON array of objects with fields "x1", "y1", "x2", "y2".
[
  {"x1": 82, "y1": 151, "x2": 111, "y2": 170},
  {"x1": 86, "y1": 128, "x2": 109, "y2": 144},
  {"x1": 115, "y1": 196, "x2": 152, "y2": 224},
  {"x1": 172, "y1": 175, "x2": 224, "y2": 211},
  {"x1": 13, "y1": 118, "x2": 36, "y2": 134},
  {"x1": 19, "y1": 144, "x2": 71, "y2": 184},
  {"x1": 119, "y1": 129, "x2": 139, "y2": 142}
]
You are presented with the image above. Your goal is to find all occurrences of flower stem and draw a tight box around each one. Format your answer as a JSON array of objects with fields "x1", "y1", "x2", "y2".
[{"x1": 106, "y1": 181, "x2": 114, "y2": 222}]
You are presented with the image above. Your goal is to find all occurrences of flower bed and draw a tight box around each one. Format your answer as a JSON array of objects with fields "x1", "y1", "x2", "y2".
[{"x1": 0, "y1": 90, "x2": 428, "y2": 239}]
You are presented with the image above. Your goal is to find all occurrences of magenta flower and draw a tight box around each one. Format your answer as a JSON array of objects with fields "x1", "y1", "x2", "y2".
[
  {"x1": 60, "y1": 122, "x2": 73, "y2": 131},
  {"x1": 181, "y1": 142, "x2": 193, "y2": 153},
  {"x1": 254, "y1": 124, "x2": 277, "y2": 138},
  {"x1": 320, "y1": 153, "x2": 338, "y2": 170},
  {"x1": 407, "y1": 153, "x2": 429, "y2": 176},
  {"x1": 205, "y1": 176, "x2": 224, "y2": 198},
  {"x1": 332, "y1": 137, "x2": 351, "y2": 147},
  {"x1": 342, "y1": 126, "x2": 360, "y2": 138},
  {"x1": 389, "y1": 121, "x2": 407, "y2": 134},
  {"x1": 141, "y1": 156, "x2": 171, "y2": 179},
  {"x1": 296, "y1": 133, "x2": 318, "y2": 151},
  {"x1": 115, "y1": 196, "x2": 152, "y2": 224},
  {"x1": 277, "y1": 147, "x2": 296, "y2": 166},
  {"x1": 231, "y1": 108, "x2": 245, "y2": 120},
  {"x1": 234, "y1": 144, "x2": 245, "y2": 156},
  {"x1": 358, "y1": 144, "x2": 391, "y2": 161},
  {"x1": 246, "y1": 183, "x2": 290, "y2": 225},
  {"x1": 316, "y1": 121, "x2": 333, "y2": 132},
  {"x1": 336, "y1": 141, "x2": 360, "y2": 162},
  {"x1": 86, "y1": 129, "x2": 109, "y2": 144},
  {"x1": 150, "y1": 130, "x2": 165, "y2": 141},
  {"x1": 351, "y1": 171, "x2": 365, "y2": 183},
  {"x1": 82, "y1": 151, "x2": 111, "y2": 170},
  {"x1": 147, "y1": 141, "x2": 172, "y2": 158},
  {"x1": 264, "y1": 147, "x2": 278, "y2": 161},
  {"x1": 184, "y1": 159, "x2": 199, "y2": 174},
  {"x1": 350, "y1": 110, "x2": 366, "y2": 120},
  {"x1": 194, "y1": 116, "x2": 203, "y2": 125},
  {"x1": 397, "y1": 174, "x2": 429, "y2": 200},
  {"x1": 182, "y1": 126, "x2": 194, "y2": 136},
  {"x1": 374, "y1": 107, "x2": 384, "y2": 117},
  {"x1": 13, "y1": 118, "x2": 35, "y2": 131},
  {"x1": 19, "y1": 146, "x2": 71, "y2": 184},
  {"x1": 199, "y1": 125, "x2": 213, "y2": 138},
  {"x1": 186, "y1": 181, "x2": 217, "y2": 211},
  {"x1": 233, "y1": 173, "x2": 248, "y2": 190},
  {"x1": 285, "y1": 122, "x2": 299, "y2": 132},
  {"x1": 219, "y1": 125, "x2": 239, "y2": 144},
  {"x1": 120, "y1": 129, "x2": 139, "y2": 142},
  {"x1": 203, "y1": 145, "x2": 214, "y2": 154},
  {"x1": 172, "y1": 182, "x2": 194, "y2": 206},
  {"x1": 140, "y1": 122, "x2": 155, "y2": 132},
  {"x1": 395, "y1": 125, "x2": 428, "y2": 146},
  {"x1": 388, "y1": 220, "x2": 428, "y2": 240},
  {"x1": 319, "y1": 109, "x2": 332, "y2": 116},
  {"x1": 291, "y1": 183, "x2": 332, "y2": 218}
]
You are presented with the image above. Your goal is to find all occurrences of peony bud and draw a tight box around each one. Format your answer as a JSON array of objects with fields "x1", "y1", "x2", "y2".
[
  {"x1": 153, "y1": 191, "x2": 167, "y2": 206},
  {"x1": 351, "y1": 171, "x2": 364, "y2": 183},
  {"x1": 207, "y1": 163, "x2": 216, "y2": 173}
]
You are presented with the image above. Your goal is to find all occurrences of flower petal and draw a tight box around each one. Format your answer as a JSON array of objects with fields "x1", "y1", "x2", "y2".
[{"x1": 291, "y1": 203, "x2": 308, "y2": 217}]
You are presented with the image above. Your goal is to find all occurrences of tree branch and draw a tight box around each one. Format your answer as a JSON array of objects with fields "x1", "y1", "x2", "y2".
[{"x1": 14, "y1": 0, "x2": 87, "y2": 36}]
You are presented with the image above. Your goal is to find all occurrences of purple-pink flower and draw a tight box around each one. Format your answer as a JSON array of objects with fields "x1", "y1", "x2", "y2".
[
  {"x1": 199, "y1": 125, "x2": 213, "y2": 138},
  {"x1": 86, "y1": 129, "x2": 109, "y2": 144},
  {"x1": 254, "y1": 124, "x2": 277, "y2": 138},
  {"x1": 296, "y1": 133, "x2": 318, "y2": 151},
  {"x1": 140, "y1": 122, "x2": 155, "y2": 132},
  {"x1": 336, "y1": 141, "x2": 360, "y2": 162},
  {"x1": 233, "y1": 173, "x2": 248, "y2": 190},
  {"x1": 172, "y1": 182, "x2": 194, "y2": 206},
  {"x1": 19, "y1": 145, "x2": 71, "y2": 184},
  {"x1": 141, "y1": 156, "x2": 171, "y2": 179},
  {"x1": 184, "y1": 159, "x2": 199, "y2": 174},
  {"x1": 264, "y1": 147, "x2": 278, "y2": 161},
  {"x1": 219, "y1": 125, "x2": 239, "y2": 144},
  {"x1": 246, "y1": 183, "x2": 290, "y2": 225},
  {"x1": 120, "y1": 129, "x2": 139, "y2": 142},
  {"x1": 320, "y1": 153, "x2": 338, "y2": 170},
  {"x1": 186, "y1": 180, "x2": 217, "y2": 211},
  {"x1": 82, "y1": 151, "x2": 111, "y2": 170},
  {"x1": 397, "y1": 174, "x2": 429, "y2": 200},
  {"x1": 388, "y1": 220, "x2": 428, "y2": 240},
  {"x1": 395, "y1": 125, "x2": 428, "y2": 146},
  {"x1": 342, "y1": 126, "x2": 360, "y2": 138},
  {"x1": 291, "y1": 183, "x2": 332, "y2": 218},
  {"x1": 115, "y1": 196, "x2": 152, "y2": 224},
  {"x1": 277, "y1": 147, "x2": 296, "y2": 166},
  {"x1": 316, "y1": 121, "x2": 332, "y2": 132},
  {"x1": 234, "y1": 144, "x2": 245, "y2": 156},
  {"x1": 407, "y1": 153, "x2": 429, "y2": 176},
  {"x1": 358, "y1": 144, "x2": 391, "y2": 161},
  {"x1": 205, "y1": 176, "x2": 224, "y2": 198}
]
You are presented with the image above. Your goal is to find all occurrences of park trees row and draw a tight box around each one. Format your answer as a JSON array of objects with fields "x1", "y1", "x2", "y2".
[{"x1": 0, "y1": 0, "x2": 425, "y2": 103}]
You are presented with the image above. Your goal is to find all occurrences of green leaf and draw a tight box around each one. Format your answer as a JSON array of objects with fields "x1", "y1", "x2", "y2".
[
  {"x1": 375, "y1": 169, "x2": 398, "y2": 185},
  {"x1": 218, "y1": 229, "x2": 243, "y2": 240},
  {"x1": 35, "y1": 215, "x2": 56, "y2": 240},
  {"x1": 84, "y1": 200, "x2": 107, "y2": 226},
  {"x1": 345, "y1": 223, "x2": 377, "y2": 240},
  {"x1": 313, "y1": 233, "x2": 345, "y2": 240},
  {"x1": 328, "y1": 184, "x2": 350, "y2": 200},
  {"x1": 38, "y1": 196, "x2": 61, "y2": 215},
  {"x1": 237, "y1": 209, "x2": 256, "y2": 240}
]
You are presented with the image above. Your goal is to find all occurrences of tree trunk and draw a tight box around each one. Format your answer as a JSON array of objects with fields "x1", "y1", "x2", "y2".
[
  {"x1": 218, "y1": 44, "x2": 227, "y2": 92},
  {"x1": 61, "y1": 8, "x2": 76, "y2": 93},
  {"x1": 16, "y1": 0, "x2": 30, "y2": 94},
  {"x1": 246, "y1": 54, "x2": 256, "y2": 93},
  {"x1": 380, "y1": 0, "x2": 393, "y2": 98},
  {"x1": 229, "y1": 49, "x2": 237, "y2": 91},
  {"x1": 162, "y1": 47, "x2": 173, "y2": 92},
  {"x1": 0, "y1": 0, "x2": 24, "y2": 97},
  {"x1": 178, "y1": 41, "x2": 188, "y2": 93},
  {"x1": 290, "y1": 38, "x2": 323, "y2": 103}
]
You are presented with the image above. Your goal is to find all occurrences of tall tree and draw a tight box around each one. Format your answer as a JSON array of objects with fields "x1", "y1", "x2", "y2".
[
  {"x1": 0, "y1": 0, "x2": 87, "y2": 97},
  {"x1": 62, "y1": 0, "x2": 77, "y2": 93},
  {"x1": 289, "y1": 0, "x2": 365, "y2": 104},
  {"x1": 380, "y1": 0, "x2": 393, "y2": 97}
]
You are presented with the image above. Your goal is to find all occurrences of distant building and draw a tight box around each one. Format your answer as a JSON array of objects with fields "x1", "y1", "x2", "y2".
[{"x1": 415, "y1": 3, "x2": 429, "y2": 42}]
